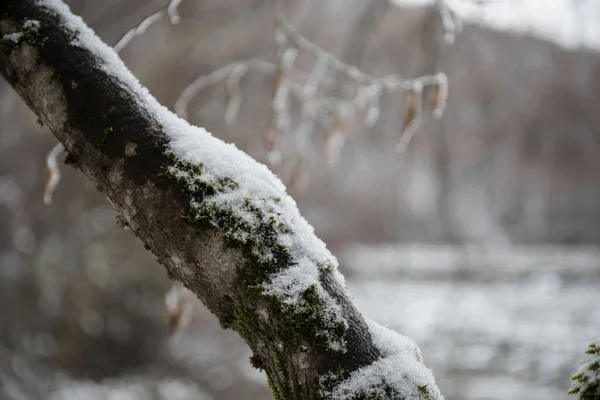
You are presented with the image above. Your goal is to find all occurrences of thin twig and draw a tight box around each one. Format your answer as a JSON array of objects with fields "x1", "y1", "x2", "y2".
[
  {"x1": 114, "y1": 0, "x2": 184, "y2": 54},
  {"x1": 175, "y1": 59, "x2": 276, "y2": 119}
]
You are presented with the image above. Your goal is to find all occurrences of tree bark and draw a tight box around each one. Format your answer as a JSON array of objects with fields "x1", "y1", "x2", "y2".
[{"x1": 0, "y1": 1, "x2": 442, "y2": 399}]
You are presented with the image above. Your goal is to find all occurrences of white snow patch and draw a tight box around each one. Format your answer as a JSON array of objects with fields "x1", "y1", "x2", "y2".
[
  {"x1": 3, "y1": 19, "x2": 41, "y2": 43},
  {"x1": 263, "y1": 258, "x2": 321, "y2": 306},
  {"x1": 262, "y1": 258, "x2": 347, "y2": 351},
  {"x1": 23, "y1": 20, "x2": 41, "y2": 30},
  {"x1": 367, "y1": 318, "x2": 423, "y2": 360},
  {"x1": 326, "y1": 319, "x2": 442, "y2": 399},
  {"x1": 3, "y1": 32, "x2": 23, "y2": 43},
  {"x1": 40, "y1": 0, "x2": 346, "y2": 342}
]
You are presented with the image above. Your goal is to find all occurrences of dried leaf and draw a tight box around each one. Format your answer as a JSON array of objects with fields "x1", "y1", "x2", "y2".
[
  {"x1": 403, "y1": 90, "x2": 417, "y2": 132},
  {"x1": 265, "y1": 128, "x2": 280, "y2": 152},
  {"x1": 430, "y1": 80, "x2": 447, "y2": 119},
  {"x1": 289, "y1": 157, "x2": 310, "y2": 193},
  {"x1": 326, "y1": 118, "x2": 346, "y2": 165},
  {"x1": 165, "y1": 282, "x2": 194, "y2": 334},
  {"x1": 44, "y1": 143, "x2": 64, "y2": 205},
  {"x1": 397, "y1": 88, "x2": 422, "y2": 153}
]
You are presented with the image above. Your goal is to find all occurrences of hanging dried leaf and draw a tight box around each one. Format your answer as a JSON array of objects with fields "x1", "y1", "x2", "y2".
[
  {"x1": 165, "y1": 282, "x2": 194, "y2": 334},
  {"x1": 43, "y1": 143, "x2": 64, "y2": 205},
  {"x1": 404, "y1": 90, "x2": 417, "y2": 130},
  {"x1": 265, "y1": 128, "x2": 280, "y2": 152},
  {"x1": 430, "y1": 77, "x2": 448, "y2": 119},
  {"x1": 289, "y1": 157, "x2": 310, "y2": 193},
  {"x1": 326, "y1": 118, "x2": 346, "y2": 166},
  {"x1": 326, "y1": 132, "x2": 345, "y2": 166},
  {"x1": 397, "y1": 87, "x2": 422, "y2": 153}
]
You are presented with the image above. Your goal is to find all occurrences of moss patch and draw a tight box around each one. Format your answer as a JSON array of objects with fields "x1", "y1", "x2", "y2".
[
  {"x1": 100, "y1": 126, "x2": 113, "y2": 147},
  {"x1": 159, "y1": 152, "x2": 348, "y2": 396}
]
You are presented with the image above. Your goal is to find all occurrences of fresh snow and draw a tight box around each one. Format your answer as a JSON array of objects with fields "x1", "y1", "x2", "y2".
[
  {"x1": 327, "y1": 319, "x2": 443, "y2": 399},
  {"x1": 2, "y1": 20, "x2": 40, "y2": 43},
  {"x1": 262, "y1": 258, "x2": 347, "y2": 351},
  {"x1": 23, "y1": 20, "x2": 41, "y2": 30},
  {"x1": 367, "y1": 318, "x2": 423, "y2": 360},
  {"x1": 2, "y1": 32, "x2": 23, "y2": 43}
]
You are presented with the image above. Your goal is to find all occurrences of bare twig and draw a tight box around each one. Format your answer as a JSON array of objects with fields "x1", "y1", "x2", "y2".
[
  {"x1": 224, "y1": 64, "x2": 249, "y2": 126},
  {"x1": 113, "y1": 11, "x2": 165, "y2": 53},
  {"x1": 396, "y1": 83, "x2": 424, "y2": 153},
  {"x1": 175, "y1": 59, "x2": 276, "y2": 120},
  {"x1": 114, "y1": 0, "x2": 184, "y2": 54},
  {"x1": 174, "y1": 0, "x2": 450, "y2": 176},
  {"x1": 436, "y1": 0, "x2": 463, "y2": 44},
  {"x1": 166, "y1": 0, "x2": 184, "y2": 24}
]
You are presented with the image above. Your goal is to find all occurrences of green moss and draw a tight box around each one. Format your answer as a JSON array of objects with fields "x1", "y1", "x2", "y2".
[
  {"x1": 1, "y1": 19, "x2": 43, "y2": 51},
  {"x1": 250, "y1": 354, "x2": 264, "y2": 370},
  {"x1": 217, "y1": 176, "x2": 240, "y2": 191},
  {"x1": 0, "y1": 36, "x2": 18, "y2": 48},
  {"x1": 418, "y1": 385, "x2": 436, "y2": 400},
  {"x1": 115, "y1": 213, "x2": 129, "y2": 229},
  {"x1": 267, "y1": 377, "x2": 284, "y2": 400},
  {"x1": 160, "y1": 151, "x2": 348, "y2": 398},
  {"x1": 330, "y1": 384, "x2": 437, "y2": 400},
  {"x1": 268, "y1": 284, "x2": 345, "y2": 353},
  {"x1": 101, "y1": 126, "x2": 113, "y2": 147}
]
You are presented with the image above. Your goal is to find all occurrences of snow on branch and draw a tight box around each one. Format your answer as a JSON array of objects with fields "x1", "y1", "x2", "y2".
[
  {"x1": 324, "y1": 319, "x2": 443, "y2": 399},
  {"x1": 42, "y1": 0, "x2": 185, "y2": 205}
]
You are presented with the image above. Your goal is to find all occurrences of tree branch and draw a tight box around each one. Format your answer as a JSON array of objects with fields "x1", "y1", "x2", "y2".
[{"x1": 0, "y1": 1, "x2": 442, "y2": 398}]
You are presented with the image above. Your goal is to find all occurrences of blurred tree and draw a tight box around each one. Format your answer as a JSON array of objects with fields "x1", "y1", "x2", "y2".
[{"x1": 570, "y1": 339, "x2": 600, "y2": 400}]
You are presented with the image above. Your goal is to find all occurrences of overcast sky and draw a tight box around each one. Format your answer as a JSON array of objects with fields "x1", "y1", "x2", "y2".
[{"x1": 389, "y1": 0, "x2": 600, "y2": 51}]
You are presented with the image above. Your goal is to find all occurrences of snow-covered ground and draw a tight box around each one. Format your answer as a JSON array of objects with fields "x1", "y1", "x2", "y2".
[
  {"x1": 2, "y1": 244, "x2": 597, "y2": 400},
  {"x1": 341, "y1": 244, "x2": 600, "y2": 400}
]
